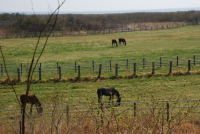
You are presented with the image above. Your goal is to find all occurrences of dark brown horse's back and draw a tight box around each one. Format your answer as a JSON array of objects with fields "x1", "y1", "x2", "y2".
[
  {"x1": 20, "y1": 94, "x2": 36, "y2": 105},
  {"x1": 97, "y1": 87, "x2": 119, "y2": 96}
]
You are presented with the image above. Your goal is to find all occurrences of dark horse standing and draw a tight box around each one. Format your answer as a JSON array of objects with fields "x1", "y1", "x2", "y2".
[
  {"x1": 97, "y1": 87, "x2": 121, "y2": 106},
  {"x1": 118, "y1": 38, "x2": 126, "y2": 46},
  {"x1": 20, "y1": 94, "x2": 43, "y2": 114},
  {"x1": 112, "y1": 39, "x2": 118, "y2": 47}
]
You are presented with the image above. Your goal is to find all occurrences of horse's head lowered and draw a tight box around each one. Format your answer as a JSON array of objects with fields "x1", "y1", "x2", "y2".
[
  {"x1": 117, "y1": 96, "x2": 121, "y2": 106},
  {"x1": 34, "y1": 96, "x2": 43, "y2": 113},
  {"x1": 36, "y1": 104, "x2": 43, "y2": 113}
]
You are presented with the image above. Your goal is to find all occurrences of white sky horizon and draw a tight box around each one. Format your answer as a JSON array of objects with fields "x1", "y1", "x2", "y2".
[{"x1": 1, "y1": 0, "x2": 200, "y2": 14}]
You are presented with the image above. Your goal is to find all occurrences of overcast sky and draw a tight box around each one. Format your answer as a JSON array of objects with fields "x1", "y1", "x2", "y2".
[{"x1": 1, "y1": 0, "x2": 200, "y2": 13}]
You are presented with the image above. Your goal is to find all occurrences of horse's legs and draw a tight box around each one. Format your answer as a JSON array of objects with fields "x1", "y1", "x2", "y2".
[
  {"x1": 112, "y1": 96, "x2": 114, "y2": 103},
  {"x1": 109, "y1": 96, "x2": 111, "y2": 105},
  {"x1": 124, "y1": 42, "x2": 126, "y2": 46},
  {"x1": 124, "y1": 41, "x2": 126, "y2": 46},
  {"x1": 98, "y1": 95, "x2": 102, "y2": 104},
  {"x1": 30, "y1": 104, "x2": 33, "y2": 114}
]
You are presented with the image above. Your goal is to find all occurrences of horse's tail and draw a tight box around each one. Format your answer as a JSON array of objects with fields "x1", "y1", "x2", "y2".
[
  {"x1": 20, "y1": 94, "x2": 24, "y2": 104},
  {"x1": 20, "y1": 94, "x2": 25, "y2": 110},
  {"x1": 97, "y1": 88, "x2": 101, "y2": 95},
  {"x1": 97, "y1": 88, "x2": 102, "y2": 103},
  {"x1": 124, "y1": 40, "x2": 126, "y2": 46},
  {"x1": 20, "y1": 94, "x2": 27, "y2": 106},
  {"x1": 20, "y1": 94, "x2": 29, "y2": 113}
]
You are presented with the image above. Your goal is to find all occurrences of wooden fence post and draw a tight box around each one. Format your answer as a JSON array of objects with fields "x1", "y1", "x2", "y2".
[
  {"x1": 160, "y1": 57, "x2": 162, "y2": 67},
  {"x1": 188, "y1": 60, "x2": 191, "y2": 72},
  {"x1": 134, "y1": 102, "x2": 136, "y2": 117},
  {"x1": 1, "y1": 64, "x2": 3, "y2": 76},
  {"x1": 133, "y1": 63, "x2": 136, "y2": 76},
  {"x1": 166, "y1": 103, "x2": 170, "y2": 122},
  {"x1": 58, "y1": 66, "x2": 61, "y2": 79},
  {"x1": 115, "y1": 63, "x2": 118, "y2": 77},
  {"x1": 66, "y1": 105, "x2": 69, "y2": 126},
  {"x1": 100, "y1": 104, "x2": 104, "y2": 124},
  {"x1": 143, "y1": 58, "x2": 145, "y2": 69},
  {"x1": 176, "y1": 56, "x2": 179, "y2": 66},
  {"x1": 152, "y1": 62, "x2": 155, "y2": 75},
  {"x1": 97, "y1": 64, "x2": 102, "y2": 79},
  {"x1": 75, "y1": 61, "x2": 77, "y2": 73},
  {"x1": 21, "y1": 63, "x2": 23, "y2": 75},
  {"x1": 57, "y1": 62, "x2": 59, "y2": 74},
  {"x1": 92, "y1": 60, "x2": 95, "y2": 71},
  {"x1": 169, "y1": 61, "x2": 172, "y2": 74},
  {"x1": 152, "y1": 107, "x2": 155, "y2": 116},
  {"x1": 39, "y1": 67, "x2": 41, "y2": 80},
  {"x1": 110, "y1": 60, "x2": 112, "y2": 71},
  {"x1": 17, "y1": 68, "x2": 20, "y2": 82},
  {"x1": 193, "y1": 55, "x2": 196, "y2": 65},
  {"x1": 78, "y1": 65, "x2": 81, "y2": 78},
  {"x1": 126, "y1": 59, "x2": 129, "y2": 70}
]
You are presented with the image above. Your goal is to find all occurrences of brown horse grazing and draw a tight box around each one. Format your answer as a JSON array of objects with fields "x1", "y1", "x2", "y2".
[
  {"x1": 118, "y1": 38, "x2": 126, "y2": 46},
  {"x1": 97, "y1": 87, "x2": 121, "y2": 106},
  {"x1": 20, "y1": 94, "x2": 43, "y2": 114},
  {"x1": 112, "y1": 39, "x2": 118, "y2": 47}
]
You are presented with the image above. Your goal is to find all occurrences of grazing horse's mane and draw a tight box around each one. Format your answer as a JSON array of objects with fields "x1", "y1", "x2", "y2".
[
  {"x1": 97, "y1": 87, "x2": 121, "y2": 106},
  {"x1": 20, "y1": 94, "x2": 43, "y2": 114}
]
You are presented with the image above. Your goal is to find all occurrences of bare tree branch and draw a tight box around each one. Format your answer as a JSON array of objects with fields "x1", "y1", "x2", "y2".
[{"x1": 21, "y1": 1, "x2": 66, "y2": 134}]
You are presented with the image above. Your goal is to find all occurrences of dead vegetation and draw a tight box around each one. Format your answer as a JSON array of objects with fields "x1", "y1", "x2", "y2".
[{"x1": 1, "y1": 100, "x2": 200, "y2": 134}]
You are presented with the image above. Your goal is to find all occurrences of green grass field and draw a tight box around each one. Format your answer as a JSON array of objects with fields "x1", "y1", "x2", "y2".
[
  {"x1": 1, "y1": 25, "x2": 200, "y2": 110},
  {"x1": 1, "y1": 25, "x2": 200, "y2": 63}
]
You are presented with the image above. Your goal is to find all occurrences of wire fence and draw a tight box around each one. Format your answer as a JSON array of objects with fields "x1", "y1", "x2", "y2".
[
  {"x1": 1, "y1": 99, "x2": 200, "y2": 134},
  {"x1": 0, "y1": 99, "x2": 200, "y2": 120},
  {"x1": 0, "y1": 22, "x2": 190, "y2": 38},
  {"x1": 0, "y1": 54, "x2": 200, "y2": 81}
]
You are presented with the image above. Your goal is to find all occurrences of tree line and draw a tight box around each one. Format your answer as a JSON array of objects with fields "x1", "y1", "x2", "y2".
[{"x1": 0, "y1": 10, "x2": 200, "y2": 33}]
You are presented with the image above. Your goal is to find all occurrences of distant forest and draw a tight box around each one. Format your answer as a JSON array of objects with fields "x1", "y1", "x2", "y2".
[{"x1": 0, "y1": 10, "x2": 200, "y2": 33}]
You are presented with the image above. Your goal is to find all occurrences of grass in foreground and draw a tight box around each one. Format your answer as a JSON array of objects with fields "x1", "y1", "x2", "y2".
[{"x1": 1, "y1": 73, "x2": 200, "y2": 110}]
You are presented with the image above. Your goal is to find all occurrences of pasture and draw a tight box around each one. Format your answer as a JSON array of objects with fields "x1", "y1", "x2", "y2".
[
  {"x1": 1, "y1": 25, "x2": 200, "y2": 81},
  {"x1": 0, "y1": 24, "x2": 200, "y2": 109},
  {"x1": 1, "y1": 25, "x2": 200, "y2": 133},
  {"x1": 1, "y1": 74, "x2": 200, "y2": 109},
  {"x1": 0, "y1": 25, "x2": 200, "y2": 63}
]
